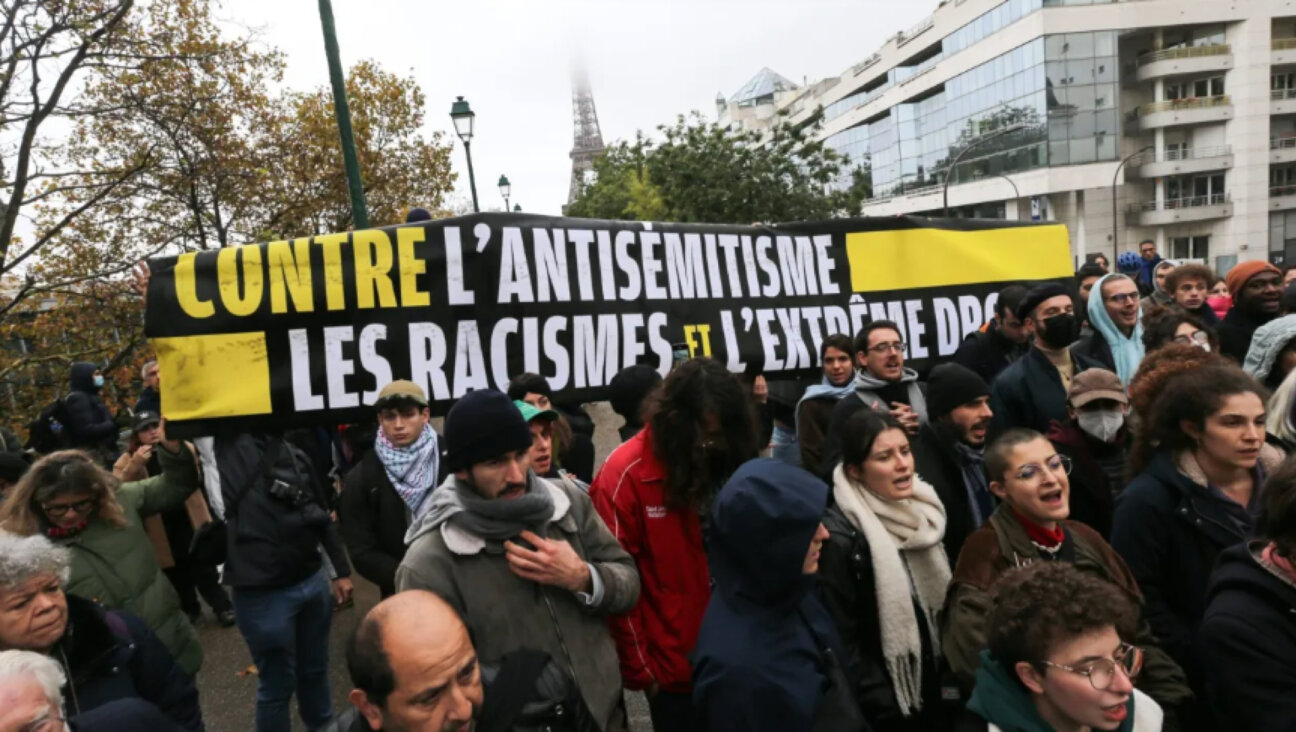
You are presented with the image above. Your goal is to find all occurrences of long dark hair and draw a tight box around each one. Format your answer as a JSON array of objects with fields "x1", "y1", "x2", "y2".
[
  {"x1": 839, "y1": 409, "x2": 905, "y2": 467},
  {"x1": 1128, "y1": 365, "x2": 1268, "y2": 478},
  {"x1": 648, "y1": 359, "x2": 758, "y2": 511}
]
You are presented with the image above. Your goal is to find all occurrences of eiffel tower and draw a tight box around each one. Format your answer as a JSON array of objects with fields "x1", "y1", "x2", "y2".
[{"x1": 567, "y1": 69, "x2": 605, "y2": 207}]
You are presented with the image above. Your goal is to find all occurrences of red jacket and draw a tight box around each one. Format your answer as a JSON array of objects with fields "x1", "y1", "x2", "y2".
[{"x1": 589, "y1": 427, "x2": 711, "y2": 693}]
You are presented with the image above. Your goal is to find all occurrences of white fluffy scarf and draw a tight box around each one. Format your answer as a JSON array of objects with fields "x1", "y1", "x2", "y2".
[{"x1": 831, "y1": 465, "x2": 952, "y2": 717}]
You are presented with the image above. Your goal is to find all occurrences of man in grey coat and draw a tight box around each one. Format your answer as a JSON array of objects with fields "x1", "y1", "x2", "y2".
[{"x1": 396, "y1": 389, "x2": 640, "y2": 732}]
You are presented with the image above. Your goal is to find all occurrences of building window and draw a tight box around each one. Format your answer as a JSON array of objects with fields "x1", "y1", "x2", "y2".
[{"x1": 1171, "y1": 235, "x2": 1210, "y2": 260}]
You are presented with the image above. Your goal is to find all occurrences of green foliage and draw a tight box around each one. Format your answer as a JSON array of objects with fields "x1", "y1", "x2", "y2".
[{"x1": 567, "y1": 113, "x2": 870, "y2": 224}]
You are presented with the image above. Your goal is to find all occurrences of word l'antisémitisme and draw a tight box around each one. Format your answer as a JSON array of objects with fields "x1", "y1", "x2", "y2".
[{"x1": 168, "y1": 224, "x2": 843, "y2": 321}]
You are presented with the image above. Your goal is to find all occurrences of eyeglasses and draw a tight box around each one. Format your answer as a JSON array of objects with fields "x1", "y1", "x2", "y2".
[
  {"x1": 1042, "y1": 643, "x2": 1143, "y2": 691},
  {"x1": 42, "y1": 498, "x2": 96, "y2": 518},
  {"x1": 868, "y1": 341, "x2": 906, "y2": 355},
  {"x1": 1013, "y1": 454, "x2": 1072, "y2": 482},
  {"x1": 1172, "y1": 331, "x2": 1209, "y2": 346},
  {"x1": 1104, "y1": 292, "x2": 1140, "y2": 305}
]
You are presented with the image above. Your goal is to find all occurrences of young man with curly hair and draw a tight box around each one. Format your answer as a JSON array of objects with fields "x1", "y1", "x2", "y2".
[{"x1": 962, "y1": 562, "x2": 1163, "y2": 732}]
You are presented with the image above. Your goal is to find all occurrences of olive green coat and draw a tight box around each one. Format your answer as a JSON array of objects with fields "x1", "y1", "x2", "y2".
[{"x1": 56, "y1": 444, "x2": 203, "y2": 675}]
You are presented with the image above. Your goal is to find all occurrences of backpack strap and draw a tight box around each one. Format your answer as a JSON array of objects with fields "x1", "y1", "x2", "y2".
[{"x1": 225, "y1": 436, "x2": 284, "y2": 519}]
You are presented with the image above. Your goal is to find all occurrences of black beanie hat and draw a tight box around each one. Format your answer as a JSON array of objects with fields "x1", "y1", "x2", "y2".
[
  {"x1": 1015, "y1": 282, "x2": 1071, "y2": 322},
  {"x1": 443, "y1": 389, "x2": 533, "y2": 472},
  {"x1": 926, "y1": 363, "x2": 991, "y2": 418}
]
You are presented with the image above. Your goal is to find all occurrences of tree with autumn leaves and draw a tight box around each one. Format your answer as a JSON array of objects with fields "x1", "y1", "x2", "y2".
[{"x1": 0, "y1": 0, "x2": 455, "y2": 435}]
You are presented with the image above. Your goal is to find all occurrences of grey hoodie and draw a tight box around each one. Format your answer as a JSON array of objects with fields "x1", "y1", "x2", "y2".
[{"x1": 853, "y1": 367, "x2": 929, "y2": 424}]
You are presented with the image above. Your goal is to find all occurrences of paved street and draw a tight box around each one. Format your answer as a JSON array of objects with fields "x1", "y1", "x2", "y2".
[{"x1": 195, "y1": 402, "x2": 652, "y2": 731}]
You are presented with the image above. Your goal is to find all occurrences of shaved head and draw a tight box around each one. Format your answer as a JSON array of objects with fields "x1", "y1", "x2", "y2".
[{"x1": 347, "y1": 591, "x2": 482, "y2": 732}]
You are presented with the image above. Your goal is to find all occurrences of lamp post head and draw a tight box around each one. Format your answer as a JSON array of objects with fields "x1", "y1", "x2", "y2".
[
  {"x1": 450, "y1": 96, "x2": 475, "y2": 142},
  {"x1": 498, "y1": 174, "x2": 511, "y2": 199},
  {"x1": 513, "y1": 204, "x2": 522, "y2": 212}
]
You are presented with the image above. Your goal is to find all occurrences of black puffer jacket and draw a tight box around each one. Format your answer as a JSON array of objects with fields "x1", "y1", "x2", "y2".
[
  {"x1": 56, "y1": 595, "x2": 203, "y2": 731},
  {"x1": 1197, "y1": 542, "x2": 1296, "y2": 732},
  {"x1": 63, "y1": 362, "x2": 117, "y2": 454}
]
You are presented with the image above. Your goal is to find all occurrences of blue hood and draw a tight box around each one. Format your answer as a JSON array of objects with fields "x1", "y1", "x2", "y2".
[
  {"x1": 710, "y1": 458, "x2": 827, "y2": 606},
  {"x1": 69, "y1": 362, "x2": 100, "y2": 393}
]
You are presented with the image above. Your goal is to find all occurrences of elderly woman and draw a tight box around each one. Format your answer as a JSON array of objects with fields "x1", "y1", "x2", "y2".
[
  {"x1": 0, "y1": 532, "x2": 202, "y2": 730},
  {"x1": 0, "y1": 427, "x2": 203, "y2": 677}
]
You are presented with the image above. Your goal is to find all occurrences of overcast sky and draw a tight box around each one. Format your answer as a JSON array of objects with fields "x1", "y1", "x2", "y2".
[{"x1": 215, "y1": 0, "x2": 931, "y2": 218}]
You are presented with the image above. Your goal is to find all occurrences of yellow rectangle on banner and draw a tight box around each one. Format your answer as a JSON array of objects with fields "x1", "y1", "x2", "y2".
[
  {"x1": 153, "y1": 332, "x2": 273, "y2": 420},
  {"x1": 845, "y1": 225, "x2": 1073, "y2": 292}
]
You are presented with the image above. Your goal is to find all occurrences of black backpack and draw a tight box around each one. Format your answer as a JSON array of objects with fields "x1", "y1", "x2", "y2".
[
  {"x1": 477, "y1": 649, "x2": 603, "y2": 732},
  {"x1": 26, "y1": 396, "x2": 71, "y2": 454}
]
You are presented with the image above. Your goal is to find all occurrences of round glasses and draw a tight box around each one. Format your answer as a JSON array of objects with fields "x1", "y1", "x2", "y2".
[
  {"x1": 1042, "y1": 643, "x2": 1143, "y2": 690},
  {"x1": 1172, "y1": 330, "x2": 1209, "y2": 346},
  {"x1": 42, "y1": 498, "x2": 96, "y2": 518},
  {"x1": 1012, "y1": 454, "x2": 1072, "y2": 482}
]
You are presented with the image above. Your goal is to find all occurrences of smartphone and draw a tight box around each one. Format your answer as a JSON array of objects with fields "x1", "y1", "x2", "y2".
[{"x1": 671, "y1": 342, "x2": 690, "y2": 368}]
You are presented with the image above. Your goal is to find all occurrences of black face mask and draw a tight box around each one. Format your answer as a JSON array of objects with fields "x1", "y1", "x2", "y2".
[{"x1": 1037, "y1": 313, "x2": 1079, "y2": 349}]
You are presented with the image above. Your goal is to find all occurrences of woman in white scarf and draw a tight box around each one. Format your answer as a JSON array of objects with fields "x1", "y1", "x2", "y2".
[{"x1": 817, "y1": 409, "x2": 954, "y2": 732}]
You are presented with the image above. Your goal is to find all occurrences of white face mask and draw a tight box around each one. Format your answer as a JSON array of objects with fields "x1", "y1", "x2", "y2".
[{"x1": 1077, "y1": 407, "x2": 1125, "y2": 443}]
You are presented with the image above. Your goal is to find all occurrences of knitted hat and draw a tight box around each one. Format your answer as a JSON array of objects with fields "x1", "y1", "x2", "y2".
[
  {"x1": 926, "y1": 363, "x2": 990, "y2": 418},
  {"x1": 1225, "y1": 261, "x2": 1281, "y2": 300},
  {"x1": 443, "y1": 389, "x2": 533, "y2": 472},
  {"x1": 608, "y1": 365, "x2": 662, "y2": 421},
  {"x1": 1015, "y1": 282, "x2": 1071, "y2": 322}
]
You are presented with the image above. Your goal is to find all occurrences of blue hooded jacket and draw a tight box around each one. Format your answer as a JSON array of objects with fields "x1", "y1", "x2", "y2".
[{"x1": 692, "y1": 459, "x2": 867, "y2": 732}]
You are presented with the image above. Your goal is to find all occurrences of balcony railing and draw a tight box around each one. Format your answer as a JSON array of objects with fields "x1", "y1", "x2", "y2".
[
  {"x1": 1130, "y1": 194, "x2": 1229, "y2": 212},
  {"x1": 1274, "y1": 89, "x2": 1296, "y2": 101},
  {"x1": 1137, "y1": 44, "x2": 1230, "y2": 65},
  {"x1": 1132, "y1": 95, "x2": 1231, "y2": 118},
  {"x1": 1272, "y1": 185, "x2": 1296, "y2": 197},
  {"x1": 1135, "y1": 145, "x2": 1231, "y2": 164},
  {"x1": 1275, "y1": 38, "x2": 1296, "y2": 51},
  {"x1": 1273, "y1": 138, "x2": 1296, "y2": 150}
]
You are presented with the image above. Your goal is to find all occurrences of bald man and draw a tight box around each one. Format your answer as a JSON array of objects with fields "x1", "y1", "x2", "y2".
[{"x1": 335, "y1": 591, "x2": 482, "y2": 732}]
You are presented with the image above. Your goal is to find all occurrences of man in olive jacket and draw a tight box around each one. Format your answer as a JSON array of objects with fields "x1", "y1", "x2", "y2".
[{"x1": 396, "y1": 390, "x2": 640, "y2": 732}]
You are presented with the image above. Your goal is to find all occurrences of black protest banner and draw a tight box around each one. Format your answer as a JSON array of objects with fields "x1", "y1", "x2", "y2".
[{"x1": 144, "y1": 213, "x2": 1072, "y2": 436}]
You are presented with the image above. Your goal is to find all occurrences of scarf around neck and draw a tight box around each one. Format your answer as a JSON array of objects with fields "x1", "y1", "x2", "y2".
[
  {"x1": 1011, "y1": 508, "x2": 1065, "y2": 551},
  {"x1": 414, "y1": 471, "x2": 555, "y2": 543},
  {"x1": 794, "y1": 376, "x2": 856, "y2": 436},
  {"x1": 953, "y1": 440, "x2": 994, "y2": 527},
  {"x1": 831, "y1": 465, "x2": 951, "y2": 717},
  {"x1": 375, "y1": 424, "x2": 441, "y2": 518}
]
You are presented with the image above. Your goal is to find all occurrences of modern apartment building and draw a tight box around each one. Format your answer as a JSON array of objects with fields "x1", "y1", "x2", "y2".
[{"x1": 730, "y1": 0, "x2": 1296, "y2": 272}]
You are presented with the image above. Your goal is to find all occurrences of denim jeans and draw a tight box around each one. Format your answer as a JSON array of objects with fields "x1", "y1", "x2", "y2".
[{"x1": 232, "y1": 570, "x2": 334, "y2": 732}]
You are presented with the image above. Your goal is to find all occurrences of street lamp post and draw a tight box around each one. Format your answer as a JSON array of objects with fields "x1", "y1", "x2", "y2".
[
  {"x1": 317, "y1": 0, "x2": 368, "y2": 229},
  {"x1": 942, "y1": 123, "x2": 1027, "y2": 218},
  {"x1": 450, "y1": 97, "x2": 480, "y2": 213},
  {"x1": 498, "y1": 175, "x2": 512, "y2": 211},
  {"x1": 1111, "y1": 144, "x2": 1155, "y2": 262}
]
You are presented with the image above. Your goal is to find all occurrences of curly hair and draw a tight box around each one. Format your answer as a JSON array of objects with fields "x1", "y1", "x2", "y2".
[
  {"x1": 1128, "y1": 365, "x2": 1268, "y2": 478},
  {"x1": 987, "y1": 562, "x2": 1137, "y2": 674},
  {"x1": 1127, "y1": 343, "x2": 1232, "y2": 425},
  {"x1": 1164, "y1": 263, "x2": 1216, "y2": 293},
  {"x1": 1139, "y1": 305, "x2": 1217, "y2": 354},
  {"x1": 0, "y1": 450, "x2": 128, "y2": 535},
  {"x1": 0, "y1": 533, "x2": 71, "y2": 587},
  {"x1": 648, "y1": 359, "x2": 759, "y2": 511}
]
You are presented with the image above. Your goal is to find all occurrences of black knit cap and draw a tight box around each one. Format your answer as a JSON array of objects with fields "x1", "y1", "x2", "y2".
[
  {"x1": 1014, "y1": 282, "x2": 1071, "y2": 322},
  {"x1": 926, "y1": 363, "x2": 990, "y2": 418},
  {"x1": 443, "y1": 389, "x2": 534, "y2": 473}
]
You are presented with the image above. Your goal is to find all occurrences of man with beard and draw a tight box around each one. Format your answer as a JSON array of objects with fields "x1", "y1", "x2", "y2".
[
  {"x1": 989, "y1": 283, "x2": 1103, "y2": 436},
  {"x1": 953, "y1": 285, "x2": 1030, "y2": 384},
  {"x1": 1073, "y1": 274, "x2": 1145, "y2": 387},
  {"x1": 396, "y1": 390, "x2": 640, "y2": 732},
  {"x1": 590, "y1": 358, "x2": 760, "y2": 732},
  {"x1": 816, "y1": 321, "x2": 928, "y2": 479},
  {"x1": 912, "y1": 363, "x2": 996, "y2": 561},
  {"x1": 1217, "y1": 261, "x2": 1283, "y2": 363},
  {"x1": 1046, "y1": 369, "x2": 1130, "y2": 539}
]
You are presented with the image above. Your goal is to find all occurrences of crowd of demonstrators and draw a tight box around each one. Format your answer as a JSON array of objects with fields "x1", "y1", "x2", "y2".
[
  {"x1": 339, "y1": 381, "x2": 440, "y2": 599},
  {"x1": 589, "y1": 358, "x2": 758, "y2": 731},
  {"x1": 1046, "y1": 370, "x2": 1130, "y2": 538},
  {"x1": 818, "y1": 321, "x2": 928, "y2": 478},
  {"x1": 989, "y1": 283, "x2": 1102, "y2": 436},
  {"x1": 952, "y1": 284, "x2": 1030, "y2": 384},
  {"x1": 961, "y1": 562, "x2": 1163, "y2": 732},
  {"x1": 1217, "y1": 261, "x2": 1283, "y2": 362},
  {"x1": 396, "y1": 389, "x2": 639, "y2": 732},
  {"x1": 0, "y1": 533, "x2": 202, "y2": 730},
  {"x1": 911, "y1": 363, "x2": 994, "y2": 561},
  {"x1": 819, "y1": 411, "x2": 951, "y2": 731},
  {"x1": 113, "y1": 412, "x2": 233, "y2": 627},
  {"x1": 507, "y1": 373, "x2": 596, "y2": 483}
]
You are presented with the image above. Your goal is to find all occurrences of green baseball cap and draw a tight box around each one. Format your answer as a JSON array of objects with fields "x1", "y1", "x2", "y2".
[{"x1": 514, "y1": 399, "x2": 558, "y2": 424}]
